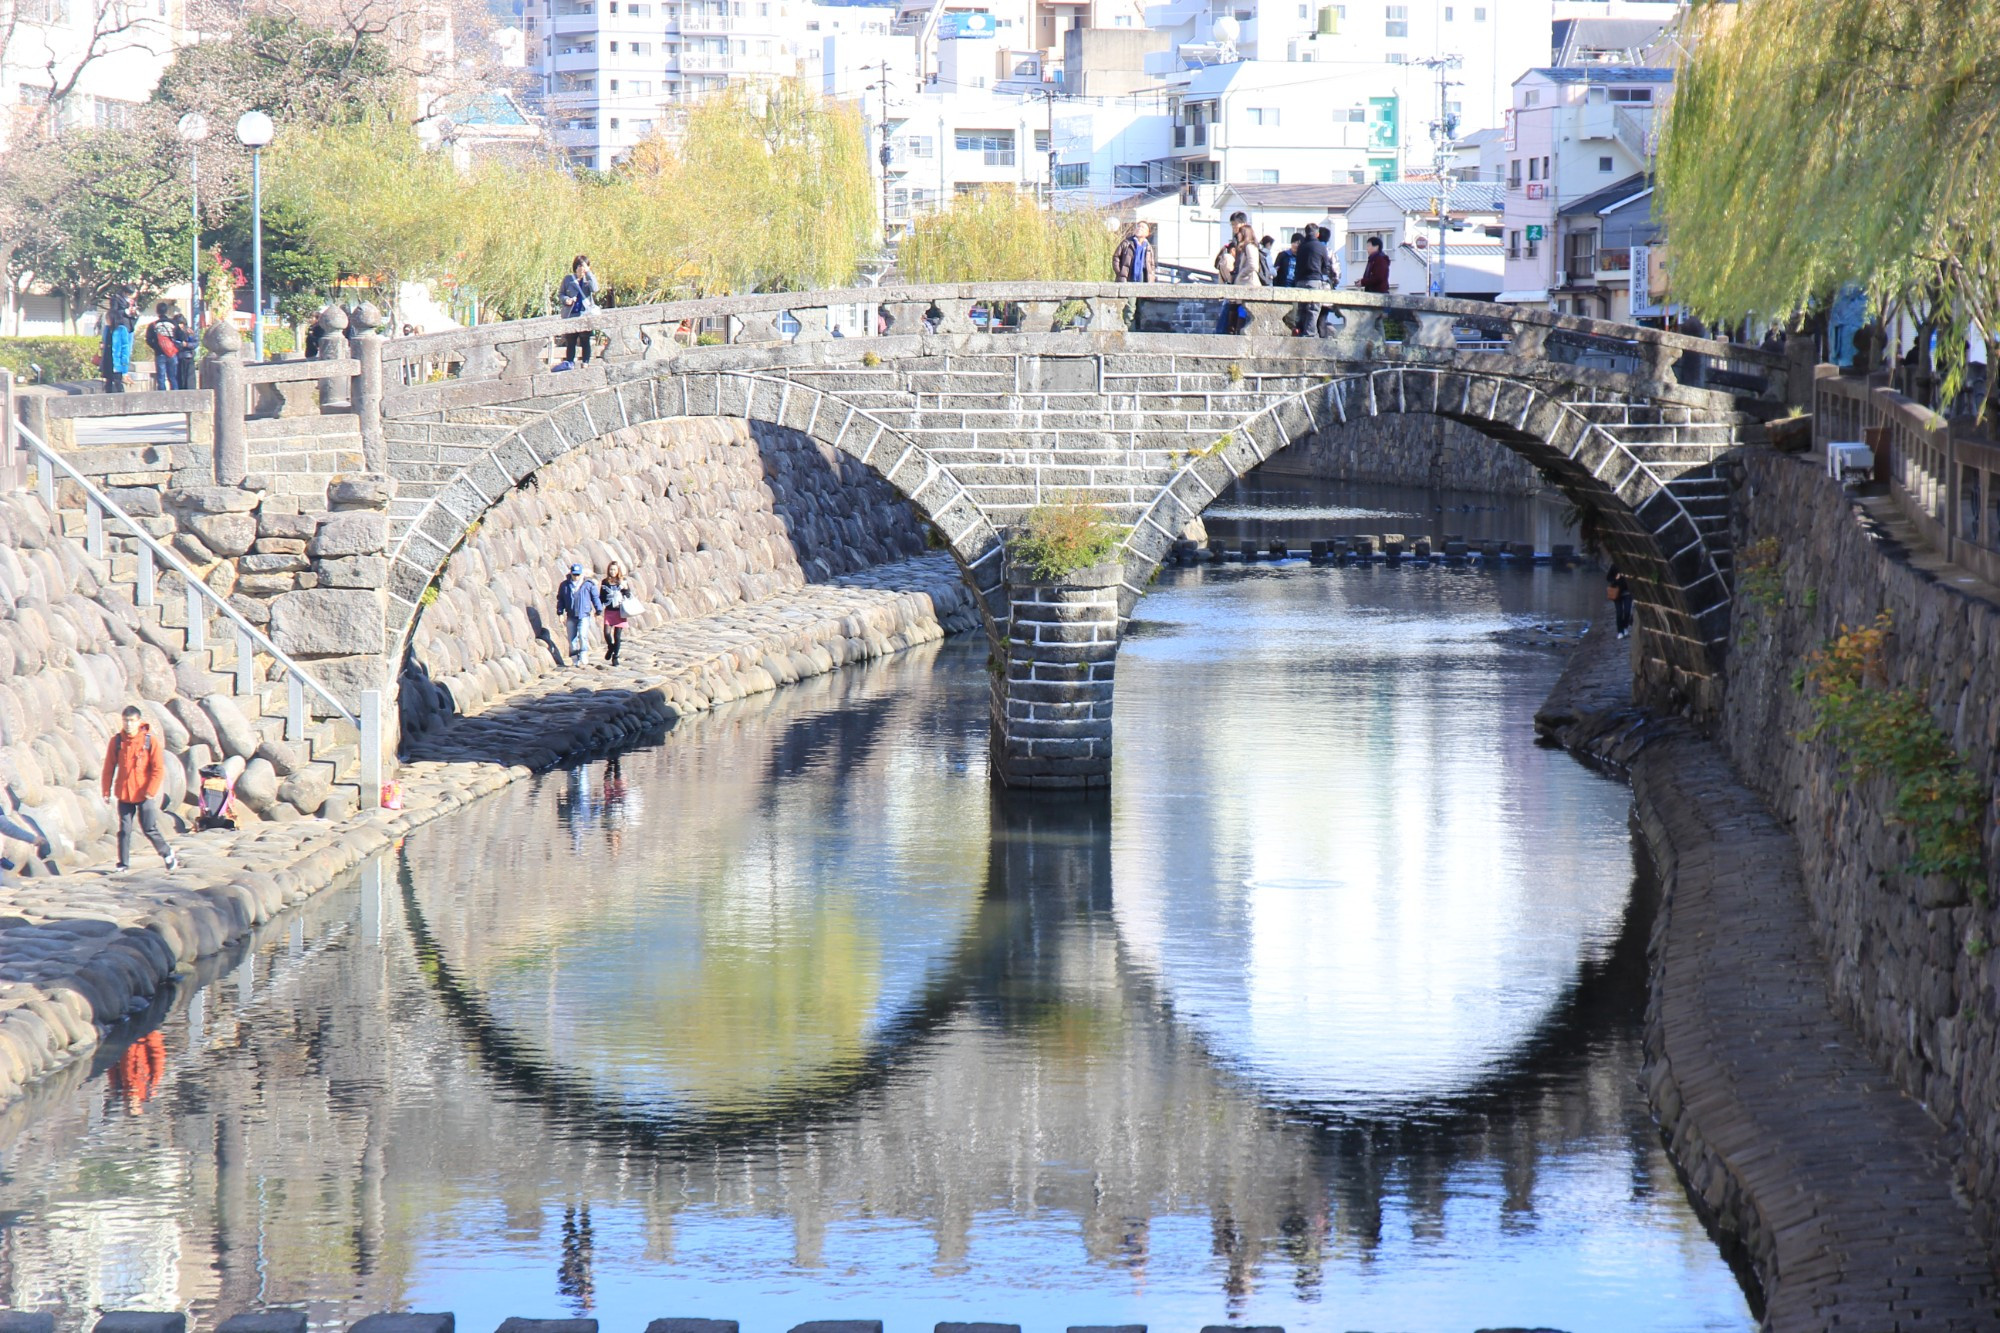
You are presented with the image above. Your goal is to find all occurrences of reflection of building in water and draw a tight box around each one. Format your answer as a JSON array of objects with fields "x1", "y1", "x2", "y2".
[{"x1": 0, "y1": 637, "x2": 1709, "y2": 1324}]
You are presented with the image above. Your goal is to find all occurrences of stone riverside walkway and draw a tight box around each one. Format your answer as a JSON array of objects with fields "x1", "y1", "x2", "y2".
[
  {"x1": 1538, "y1": 624, "x2": 1999, "y2": 1331},
  {"x1": 0, "y1": 555, "x2": 975, "y2": 1109}
]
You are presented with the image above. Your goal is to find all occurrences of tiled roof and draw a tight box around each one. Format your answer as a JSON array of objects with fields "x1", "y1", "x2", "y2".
[{"x1": 1219, "y1": 182, "x2": 1372, "y2": 211}]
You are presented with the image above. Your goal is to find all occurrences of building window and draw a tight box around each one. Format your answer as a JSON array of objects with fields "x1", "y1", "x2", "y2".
[
  {"x1": 631, "y1": 117, "x2": 653, "y2": 132},
  {"x1": 1443, "y1": 4, "x2": 1452, "y2": 17},
  {"x1": 1508, "y1": 229, "x2": 1520, "y2": 258},
  {"x1": 1347, "y1": 168, "x2": 1367, "y2": 182},
  {"x1": 1527, "y1": 157, "x2": 1538, "y2": 181},
  {"x1": 609, "y1": 78, "x2": 620, "y2": 90},
  {"x1": 1473, "y1": 5, "x2": 1485, "y2": 17},
  {"x1": 1249, "y1": 168, "x2": 1279, "y2": 183},
  {"x1": 1508, "y1": 158, "x2": 1521, "y2": 187},
  {"x1": 1034, "y1": 128, "x2": 1050, "y2": 153},
  {"x1": 955, "y1": 129, "x2": 1015, "y2": 165},
  {"x1": 1386, "y1": 51, "x2": 1405, "y2": 63},
  {"x1": 631, "y1": 40, "x2": 650, "y2": 52},
  {"x1": 1542, "y1": 154, "x2": 1551, "y2": 178},
  {"x1": 1525, "y1": 231, "x2": 1539, "y2": 258},
  {"x1": 1052, "y1": 162, "x2": 1089, "y2": 189},
  {"x1": 1523, "y1": 90, "x2": 1539, "y2": 107},
  {"x1": 609, "y1": 39, "x2": 618, "y2": 49},
  {"x1": 1598, "y1": 155, "x2": 1614, "y2": 171},
  {"x1": 629, "y1": 79, "x2": 651, "y2": 93},
  {"x1": 1113, "y1": 164, "x2": 1149, "y2": 186},
  {"x1": 906, "y1": 133, "x2": 934, "y2": 158},
  {"x1": 1609, "y1": 87, "x2": 1654, "y2": 103},
  {"x1": 609, "y1": 117, "x2": 620, "y2": 128},
  {"x1": 1342, "y1": 106, "x2": 1366, "y2": 123},
  {"x1": 1297, "y1": 3, "x2": 1307, "y2": 14},
  {"x1": 1247, "y1": 106, "x2": 1278, "y2": 126},
  {"x1": 1384, "y1": 3, "x2": 1406, "y2": 37}
]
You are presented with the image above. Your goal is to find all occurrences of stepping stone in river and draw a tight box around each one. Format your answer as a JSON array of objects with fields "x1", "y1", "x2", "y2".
[
  {"x1": 494, "y1": 1322, "x2": 596, "y2": 1333},
  {"x1": 0, "y1": 1315, "x2": 56, "y2": 1333},
  {"x1": 788, "y1": 1324, "x2": 883, "y2": 1333},
  {"x1": 217, "y1": 1316, "x2": 309, "y2": 1333},
  {"x1": 349, "y1": 1318, "x2": 456, "y2": 1333},
  {"x1": 938, "y1": 1325, "x2": 1021, "y2": 1333},
  {"x1": 93, "y1": 1319, "x2": 186, "y2": 1333},
  {"x1": 644, "y1": 1323, "x2": 739, "y2": 1333}
]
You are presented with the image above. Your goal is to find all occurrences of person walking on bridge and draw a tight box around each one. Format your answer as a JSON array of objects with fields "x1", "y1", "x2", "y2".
[
  {"x1": 1295, "y1": 225, "x2": 1336, "y2": 337},
  {"x1": 1358, "y1": 236, "x2": 1392, "y2": 294},
  {"x1": 102, "y1": 705, "x2": 176, "y2": 871},
  {"x1": 1113, "y1": 222, "x2": 1157, "y2": 284},
  {"x1": 556, "y1": 562, "x2": 603, "y2": 665},
  {"x1": 559, "y1": 255, "x2": 598, "y2": 367}
]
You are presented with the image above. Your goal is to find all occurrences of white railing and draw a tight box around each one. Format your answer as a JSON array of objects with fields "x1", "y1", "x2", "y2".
[{"x1": 10, "y1": 416, "x2": 383, "y2": 807}]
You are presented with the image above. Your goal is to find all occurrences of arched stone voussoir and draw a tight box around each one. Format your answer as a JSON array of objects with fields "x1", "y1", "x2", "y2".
[{"x1": 383, "y1": 368, "x2": 1009, "y2": 660}]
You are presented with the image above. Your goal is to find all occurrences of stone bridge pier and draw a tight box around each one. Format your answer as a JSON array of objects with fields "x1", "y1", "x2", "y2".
[{"x1": 992, "y1": 563, "x2": 1124, "y2": 787}]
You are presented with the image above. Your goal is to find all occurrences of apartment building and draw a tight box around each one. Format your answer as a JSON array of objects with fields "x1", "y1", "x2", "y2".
[
  {"x1": 1494, "y1": 64, "x2": 1669, "y2": 307},
  {"x1": 0, "y1": 0, "x2": 189, "y2": 152},
  {"x1": 1145, "y1": 0, "x2": 1552, "y2": 138},
  {"x1": 535, "y1": 0, "x2": 846, "y2": 168}
]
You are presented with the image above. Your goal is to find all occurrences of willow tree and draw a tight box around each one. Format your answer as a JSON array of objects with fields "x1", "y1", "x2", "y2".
[
  {"x1": 258, "y1": 80, "x2": 875, "y2": 316},
  {"x1": 899, "y1": 189, "x2": 1113, "y2": 284},
  {"x1": 1659, "y1": 0, "x2": 2000, "y2": 394}
]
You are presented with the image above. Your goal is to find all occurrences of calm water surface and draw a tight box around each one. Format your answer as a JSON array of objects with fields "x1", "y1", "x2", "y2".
[{"x1": 0, "y1": 491, "x2": 1754, "y2": 1332}]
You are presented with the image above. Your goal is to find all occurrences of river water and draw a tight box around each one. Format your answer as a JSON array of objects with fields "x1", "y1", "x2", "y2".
[{"x1": 0, "y1": 485, "x2": 1755, "y2": 1332}]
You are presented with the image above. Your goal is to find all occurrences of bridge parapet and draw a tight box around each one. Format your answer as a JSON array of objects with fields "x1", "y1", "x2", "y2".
[{"x1": 380, "y1": 283, "x2": 1788, "y2": 409}]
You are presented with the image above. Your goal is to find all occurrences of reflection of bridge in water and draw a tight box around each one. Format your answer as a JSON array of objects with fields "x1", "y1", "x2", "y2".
[{"x1": 0, "y1": 644, "x2": 1706, "y2": 1323}]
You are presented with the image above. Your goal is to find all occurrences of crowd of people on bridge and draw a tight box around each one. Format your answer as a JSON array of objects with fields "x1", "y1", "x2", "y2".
[{"x1": 1111, "y1": 215, "x2": 1394, "y2": 337}]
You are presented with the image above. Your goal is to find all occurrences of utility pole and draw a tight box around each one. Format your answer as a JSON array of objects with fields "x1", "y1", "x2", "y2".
[
  {"x1": 1414, "y1": 54, "x2": 1462, "y2": 298},
  {"x1": 869, "y1": 62, "x2": 894, "y2": 241},
  {"x1": 1030, "y1": 87, "x2": 1058, "y2": 207}
]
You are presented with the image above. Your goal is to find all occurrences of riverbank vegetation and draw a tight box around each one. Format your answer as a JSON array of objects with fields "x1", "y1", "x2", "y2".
[
  {"x1": 1660, "y1": 0, "x2": 2000, "y2": 398},
  {"x1": 1800, "y1": 612, "x2": 1987, "y2": 895}
]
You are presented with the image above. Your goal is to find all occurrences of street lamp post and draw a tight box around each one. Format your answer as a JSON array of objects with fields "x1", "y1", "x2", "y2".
[
  {"x1": 234, "y1": 110, "x2": 275, "y2": 361},
  {"x1": 176, "y1": 113, "x2": 209, "y2": 341}
]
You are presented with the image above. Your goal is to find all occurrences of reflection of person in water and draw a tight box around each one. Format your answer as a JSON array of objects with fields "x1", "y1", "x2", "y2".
[
  {"x1": 557, "y1": 757, "x2": 641, "y2": 855},
  {"x1": 558, "y1": 1202, "x2": 594, "y2": 1311},
  {"x1": 107, "y1": 1030, "x2": 167, "y2": 1112}
]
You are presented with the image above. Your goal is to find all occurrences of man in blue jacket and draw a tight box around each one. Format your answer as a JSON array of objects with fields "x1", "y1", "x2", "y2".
[{"x1": 555, "y1": 562, "x2": 602, "y2": 664}]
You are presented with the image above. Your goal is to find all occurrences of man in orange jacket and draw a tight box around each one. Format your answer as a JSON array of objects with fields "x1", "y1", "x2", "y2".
[{"x1": 102, "y1": 705, "x2": 176, "y2": 871}]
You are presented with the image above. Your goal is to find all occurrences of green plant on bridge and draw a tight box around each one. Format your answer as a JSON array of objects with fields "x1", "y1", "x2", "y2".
[
  {"x1": 1009, "y1": 493, "x2": 1122, "y2": 582},
  {"x1": 1801, "y1": 612, "x2": 1988, "y2": 895}
]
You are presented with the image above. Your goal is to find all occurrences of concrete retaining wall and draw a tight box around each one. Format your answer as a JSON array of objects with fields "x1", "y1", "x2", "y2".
[
  {"x1": 402, "y1": 416, "x2": 930, "y2": 733},
  {"x1": 1722, "y1": 448, "x2": 2000, "y2": 1247},
  {"x1": 1261, "y1": 413, "x2": 1550, "y2": 496}
]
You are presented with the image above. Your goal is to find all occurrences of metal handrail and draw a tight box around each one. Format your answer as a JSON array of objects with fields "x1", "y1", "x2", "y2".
[{"x1": 14, "y1": 418, "x2": 360, "y2": 729}]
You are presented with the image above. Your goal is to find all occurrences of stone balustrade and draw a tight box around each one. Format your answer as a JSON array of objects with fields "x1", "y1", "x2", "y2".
[{"x1": 378, "y1": 283, "x2": 1789, "y2": 408}]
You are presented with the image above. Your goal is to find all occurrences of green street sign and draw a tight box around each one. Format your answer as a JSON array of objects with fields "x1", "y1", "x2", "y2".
[{"x1": 1525, "y1": 224, "x2": 1545, "y2": 241}]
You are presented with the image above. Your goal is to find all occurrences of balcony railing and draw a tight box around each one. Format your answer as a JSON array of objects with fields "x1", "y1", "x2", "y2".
[{"x1": 679, "y1": 10, "x2": 735, "y2": 29}]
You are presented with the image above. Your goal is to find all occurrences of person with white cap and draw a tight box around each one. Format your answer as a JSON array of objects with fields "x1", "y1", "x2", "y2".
[{"x1": 554, "y1": 562, "x2": 602, "y2": 665}]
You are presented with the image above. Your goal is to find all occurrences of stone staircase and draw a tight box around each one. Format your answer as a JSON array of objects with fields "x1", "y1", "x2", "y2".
[{"x1": 40, "y1": 495, "x2": 368, "y2": 825}]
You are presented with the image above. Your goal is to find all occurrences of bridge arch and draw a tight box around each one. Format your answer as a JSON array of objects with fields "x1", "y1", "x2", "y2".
[
  {"x1": 1124, "y1": 366, "x2": 1733, "y2": 713},
  {"x1": 382, "y1": 367, "x2": 1011, "y2": 670}
]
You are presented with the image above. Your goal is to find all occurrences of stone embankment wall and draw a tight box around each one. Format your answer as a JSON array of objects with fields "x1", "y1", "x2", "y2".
[
  {"x1": 402, "y1": 417, "x2": 931, "y2": 733},
  {"x1": 1259, "y1": 414, "x2": 1549, "y2": 495},
  {"x1": 1721, "y1": 449, "x2": 2000, "y2": 1243}
]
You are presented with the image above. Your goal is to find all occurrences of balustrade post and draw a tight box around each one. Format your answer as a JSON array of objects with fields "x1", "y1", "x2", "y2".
[
  {"x1": 349, "y1": 301, "x2": 386, "y2": 472},
  {"x1": 0, "y1": 368, "x2": 17, "y2": 492},
  {"x1": 205, "y1": 321, "x2": 249, "y2": 486},
  {"x1": 1508, "y1": 320, "x2": 1551, "y2": 361},
  {"x1": 1644, "y1": 337, "x2": 1681, "y2": 390},
  {"x1": 790, "y1": 307, "x2": 832, "y2": 343},
  {"x1": 1409, "y1": 311, "x2": 1458, "y2": 354},
  {"x1": 314, "y1": 304, "x2": 352, "y2": 409},
  {"x1": 1331, "y1": 307, "x2": 1383, "y2": 359}
]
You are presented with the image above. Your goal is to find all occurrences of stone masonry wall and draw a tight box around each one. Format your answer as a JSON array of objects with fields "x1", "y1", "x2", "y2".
[
  {"x1": 1722, "y1": 448, "x2": 2000, "y2": 1248},
  {"x1": 0, "y1": 491, "x2": 355, "y2": 878},
  {"x1": 402, "y1": 416, "x2": 930, "y2": 732},
  {"x1": 1261, "y1": 414, "x2": 1550, "y2": 495}
]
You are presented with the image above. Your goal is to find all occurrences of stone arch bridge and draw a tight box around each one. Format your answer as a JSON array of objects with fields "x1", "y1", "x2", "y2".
[{"x1": 360, "y1": 283, "x2": 1789, "y2": 787}]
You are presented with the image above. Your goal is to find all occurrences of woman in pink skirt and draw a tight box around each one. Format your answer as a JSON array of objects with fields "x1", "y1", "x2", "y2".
[{"x1": 600, "y1": 559, "x2": 634, "y2": 665}]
